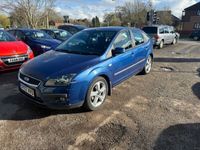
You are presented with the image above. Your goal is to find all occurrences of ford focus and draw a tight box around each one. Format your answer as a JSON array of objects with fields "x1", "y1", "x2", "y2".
[{"x1": 18, "y1": 27, "x2": 153, "y2": 110}]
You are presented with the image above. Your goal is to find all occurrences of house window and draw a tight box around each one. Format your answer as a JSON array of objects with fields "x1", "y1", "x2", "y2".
[
  {"x1": 194, "y1": 23, "x2": 200, "y2": 29},
  {"x1": 197, "y1": 10, "x2": 200, "y2": 16}
]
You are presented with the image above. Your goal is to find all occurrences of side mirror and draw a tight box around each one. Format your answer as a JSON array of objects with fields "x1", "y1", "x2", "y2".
[{"x1": 112, "y1": 47, "x2": 125, "y2": 56}]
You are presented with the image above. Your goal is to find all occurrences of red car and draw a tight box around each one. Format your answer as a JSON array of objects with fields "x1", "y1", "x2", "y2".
[{"x1": 0, "y1": 30, "x2": 34, "y2": 72}]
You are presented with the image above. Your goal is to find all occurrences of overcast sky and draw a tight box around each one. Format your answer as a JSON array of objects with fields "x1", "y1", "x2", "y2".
[{"x1": 54, "y1": 0, "x2": 200, "y2": 21}]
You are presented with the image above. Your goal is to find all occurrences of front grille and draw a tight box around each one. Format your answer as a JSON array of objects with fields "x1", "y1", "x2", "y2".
[
  {"x1": 1, "y1": 54, "x2": 28, "y2": 66},
  {"x1": 19, "y1": 73, "x2": 41, "y2": 86}
]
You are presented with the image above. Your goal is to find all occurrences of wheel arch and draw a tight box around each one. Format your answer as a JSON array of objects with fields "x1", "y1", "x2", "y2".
[{"x1": 98, "y1": 74, "x2": 112, "y2": 96}]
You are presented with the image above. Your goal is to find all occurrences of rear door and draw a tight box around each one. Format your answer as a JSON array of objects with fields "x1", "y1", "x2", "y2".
[{"x1": 131, "y1": 29, "x2": 150, "y2": 73}]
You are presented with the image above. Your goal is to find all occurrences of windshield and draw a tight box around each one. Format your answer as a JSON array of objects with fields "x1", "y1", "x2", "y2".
[
  {"x1": 0, "y1": 30, "x2": 16, "y2": 42},
  {"x1": 54, "y1": 30, "x2": 72, "y2": 39},
  {"x1": 55, "y1": 30, "x2": 117, "y2": 55},
  {"x1": 25, "y1": 30, "x2": 52, "y2": 39},
  {"x1": 143, "y1": 27, "x2": 157, "y2": 34}
]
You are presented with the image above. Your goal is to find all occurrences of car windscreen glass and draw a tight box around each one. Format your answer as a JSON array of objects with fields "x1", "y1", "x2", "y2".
[
  {"x1": 0, "y1": 31, "x2": 16, "y2": 42},
  {"x1": 143, "y1": 27, "x2": 157, "y2": 34},
  {"x1": 25, "y1": 31, "x2": 53, "y2": 39},
  {"x1": 55, "y1": 30, "x2": 117, "y2": 55},
  {"x1": 54, "y1": 30, "x2": 72, "y2": 39}
]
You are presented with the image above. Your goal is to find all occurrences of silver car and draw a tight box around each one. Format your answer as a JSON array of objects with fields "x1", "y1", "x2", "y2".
[{"x1": 143, "y1": 25, "x2": 178, "y2": 49}]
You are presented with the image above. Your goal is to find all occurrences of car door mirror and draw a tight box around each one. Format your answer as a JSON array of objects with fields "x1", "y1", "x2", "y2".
[{"x1": 112, "y1": 47, "x2": 125, "y2": 56}]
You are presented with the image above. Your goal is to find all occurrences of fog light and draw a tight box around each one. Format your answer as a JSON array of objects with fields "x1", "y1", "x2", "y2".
[
  {"x1": 55, "y1": 94, "x2": 67, "y2": 103},
  {"x1": 59, "y1": 97, "x2": 66, "y2": 101}
]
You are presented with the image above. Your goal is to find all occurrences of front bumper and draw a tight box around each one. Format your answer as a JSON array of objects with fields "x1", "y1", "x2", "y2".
[
  {"x1": 18, "y1": 72, "x2": 86, "y2": 110},
  {"x1": 0, "y1": 54, "x2": 29, "y2": 72}
]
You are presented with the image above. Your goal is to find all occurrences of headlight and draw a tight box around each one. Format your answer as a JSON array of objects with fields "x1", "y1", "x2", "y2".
[
  {"x1": 45, "y1": 74, "x2": 76, "y2": 87},
  {"x1": 27, "y1": 46, "x2": 32, "y2": 54},
  {"x1": 41, "y1": 45, "x2": 51, "y2": 49}
]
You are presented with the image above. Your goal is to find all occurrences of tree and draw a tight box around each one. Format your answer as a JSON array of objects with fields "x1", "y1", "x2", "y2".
[
  {"x1": 104, "y1": 0, "x2": 149, "y2": 27},
  {"x1": 103, "y1": 13, "x2": 121, "y2": 26},
  {"x1": 157, "y1": 7, "x2": 173, "y2": 25},
  {"x1": 1, "y1": 0, "x2": 56, "y2": 28},
  {"x1": 0, "y1": 14, "x2": 10, "y2": 28},
  {"x1": 92, "y1": 16, "x2": 100, "y2": 27}
]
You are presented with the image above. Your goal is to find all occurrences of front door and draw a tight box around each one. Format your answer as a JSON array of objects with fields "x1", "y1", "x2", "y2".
[{"x1": 109, "y1": 30, "x2": 135, "y2": 85}]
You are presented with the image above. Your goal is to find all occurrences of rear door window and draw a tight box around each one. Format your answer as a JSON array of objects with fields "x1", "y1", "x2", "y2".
[
  {"x1": 15, "y1": 31, "x2": 26, "y2": 40},
  {"x1": 164, "y1": 27, "x2": 169, "y2": 33},
  {"x1": 8, "y1": 30, "x2": 16, "y2": 36},
  {"x1": 132, "y1": 29, "x2": 145, "y2": 46}
]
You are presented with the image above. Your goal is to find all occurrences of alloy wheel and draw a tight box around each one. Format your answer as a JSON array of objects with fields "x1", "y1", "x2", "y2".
[
  {"x1": 145, "y1": 56, "x2": 152, "y2": 74},
  {"x1": 90, "y1": 81, "x2": 107, "y2": 108}
]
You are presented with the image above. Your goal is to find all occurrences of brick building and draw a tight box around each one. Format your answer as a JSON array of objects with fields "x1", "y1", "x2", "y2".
[{"x1": 182, "y1": 2, "x2": 200, "y2": 36}]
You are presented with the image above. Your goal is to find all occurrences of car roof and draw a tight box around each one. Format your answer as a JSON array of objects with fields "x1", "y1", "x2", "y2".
[
  {"x1": 84, "y1": 26, "x2": 131, "y2": 32},
  {"x1": 42, "y1": 29, "x2": 64, "y2": 31},
  {"x1": 9, "y1": 28, "x2": 41, "y2": 32},
  {"x1": 59, "y1": 24, "x2": 87, "y2": 28},
  {"x1": 143, "y1": 25, "x2": 172, "y2": 28}
]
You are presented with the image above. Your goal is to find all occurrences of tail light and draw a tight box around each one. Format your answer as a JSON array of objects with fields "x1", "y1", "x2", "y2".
[{"x1": 154, "y1": 34, "x2": 160, "y2": 40}]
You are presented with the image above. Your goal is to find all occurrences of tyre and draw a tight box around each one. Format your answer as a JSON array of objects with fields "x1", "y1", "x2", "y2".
[
  {"x1": 84, "y1": 77, "x2": 108, "y2": 111},
  {"x1": 194, "y1": 36, "x2": 199, "y2": 41},
  {"x1": 172, "y1": 38, "x2": 177, "y2": 45},
  {"x1": 158, "y1": 40, "x2": 164, "y2": 49},
  {"x1": 141, "y1": 55, "x2": 153, "y2": 75}
]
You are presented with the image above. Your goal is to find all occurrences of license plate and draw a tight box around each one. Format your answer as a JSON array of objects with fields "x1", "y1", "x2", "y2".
[
  {"x1": 8, "y1": 57, "x2": 25, "y2": 63},
  {"x1": 20, "y1": 83, "x2": 35, "y2": 97}
]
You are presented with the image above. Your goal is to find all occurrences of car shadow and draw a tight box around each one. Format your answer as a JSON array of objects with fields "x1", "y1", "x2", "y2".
[
  {"x1": 0, "y1": 71, "x2": 87, "y2": 121},
  {"x1": 154, "y1": 123, "x2": 200, "y2": 150},
  {"x1": 0, "y1": 92, "x2": 87, "y2": 121},
  {"x1": 197, "y1": 68, "x2": 200, "y2": 77},
  {"x1": 191, "y1": 68, "x2": 200, "y2": 100},
  {"x1": 192, "y1": 82, "x2": 200, "y2": 100},
  {"x1": 154, "y1": 57, "x2": 200, "y2": 63}
]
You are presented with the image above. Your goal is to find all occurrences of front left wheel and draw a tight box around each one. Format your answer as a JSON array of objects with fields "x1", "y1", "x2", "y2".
[{"x1": 84, "y1": 77, "x2": 108, "y2": 111}]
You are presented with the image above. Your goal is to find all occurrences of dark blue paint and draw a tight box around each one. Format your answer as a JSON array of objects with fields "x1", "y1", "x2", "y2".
[{"x1": 8, "y1": 29, "x2": 61, "y2": 56}]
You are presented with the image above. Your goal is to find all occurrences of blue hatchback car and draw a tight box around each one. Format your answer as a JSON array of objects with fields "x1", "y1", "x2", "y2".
[
  {"x1": 18, "y1": 27, "x2": 153, "y2": 110},
  {"x1": 8, "y1": 29, "x2": 61, "y2": 56}
]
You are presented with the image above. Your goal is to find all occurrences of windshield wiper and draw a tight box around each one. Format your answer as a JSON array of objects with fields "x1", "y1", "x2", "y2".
[
  {"x1": 56, "y1": 49, "x2": 73, "y2": 53},
  {"x1": 56, "y1": 49, "x2": 100, "y2": 56}
]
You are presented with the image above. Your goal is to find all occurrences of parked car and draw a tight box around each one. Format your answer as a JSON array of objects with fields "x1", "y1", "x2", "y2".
[
  {"x1": 142, "y1": 25, "x2": 178, "y2": 49},
  {"x1": 41, "y1": 29, "x2": 72, "y2": 42},
  {"x1": 0, "y1": 30, "x2": 34, "y2": 72},
  {"x1": 8, "y1": 29, "x2": 61, "y2": 56},
  {"x1": 58, "y1": 24, "x2": 87, "y2": 34},
  {"x1": 190, "y1": 30, "x2": 200, "y2": 40},
  {"x1": 18, "y1": 27, "x2": 153, "y2": 110}
]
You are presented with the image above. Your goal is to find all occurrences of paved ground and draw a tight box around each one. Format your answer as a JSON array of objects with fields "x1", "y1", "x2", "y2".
[{"x1": 0, "y1": 40, "x2": 200, "y2": 150}]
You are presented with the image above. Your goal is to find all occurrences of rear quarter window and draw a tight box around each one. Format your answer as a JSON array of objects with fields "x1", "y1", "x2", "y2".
[{"x1": 142, "y1": 27, "x2": 158, "y2": 34}]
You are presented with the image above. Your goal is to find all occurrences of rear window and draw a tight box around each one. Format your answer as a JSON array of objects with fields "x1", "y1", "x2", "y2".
[{"x1": 143, "y1": 27, "x2": 157, "y2": 34}]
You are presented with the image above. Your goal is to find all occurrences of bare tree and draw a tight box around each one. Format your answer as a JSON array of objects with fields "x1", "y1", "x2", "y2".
[
  {"x1": 103, "y1": 0, "x2": 149, "y2": 27},
  {"x1": 1, "y1": 0, "x2": 56, "y2": 28}
]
